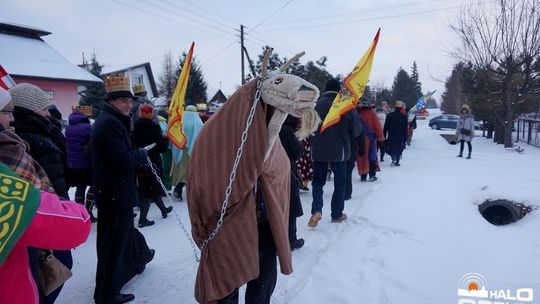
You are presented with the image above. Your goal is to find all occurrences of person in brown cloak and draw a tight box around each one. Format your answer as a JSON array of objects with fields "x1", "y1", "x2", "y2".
[{"x1": 187, "y1": 49, "x2": 321, "y2": 304}]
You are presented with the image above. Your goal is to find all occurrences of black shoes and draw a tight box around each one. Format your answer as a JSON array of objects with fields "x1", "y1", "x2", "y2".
[
  {"x1": 369, "y1": 176, "x2": 378, "y2": 182},
  {"x1": 291, "y1": 238, "x2": 305, "y2": 251},
  {"x1": 162, "y1": 206, "x2": 173, "y2": 218},
  {"x1": 104, "y1": 293, "x2": 135, "y2": 304},
  {"x1": 457, "y1": 154, "x2": 463, "y2": 158},
  {"x1": 138, "y1": 220, "x2": 155, "y2": 228},
  {"x1": 466, "y1": 155, "x2": 471, "y2": 159},
  {"x1": 136, "y1": 249, "x2": 155, "y2": 274}
]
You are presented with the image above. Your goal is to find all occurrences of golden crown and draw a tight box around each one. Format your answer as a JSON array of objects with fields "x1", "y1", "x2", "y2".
[
  {"x1": 72, "y1": 105, "x2": 93, "y2": 117},
  {"x1": 133, "y1": 83, "x2": 146, "y2": 94},
  {"x1": 105, "y1": 74, "x2": 131, "y2": 93}
]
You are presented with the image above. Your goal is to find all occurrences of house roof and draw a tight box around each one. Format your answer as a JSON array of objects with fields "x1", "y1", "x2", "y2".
[
  {"x1": 209, "y1": 89, "x2": 228, "y2": 104},
  {"x1": 0, "y1": 20, "x2": 102, "y2": 83},
  {"x1": 102, "y1": 62, "x2": 158, "y2": 97}
]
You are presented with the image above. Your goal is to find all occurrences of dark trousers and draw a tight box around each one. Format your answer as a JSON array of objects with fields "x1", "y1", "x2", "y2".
[
  {"x1": 217, "y1": 221, "x2": 277, "y2": 304},
  {"x1": 459, "y1": 140, "x2": 472, "y2": 156},
  {"x1": 311, "y1": 161, "x2": 347, "y2": 220},
  {"x1": 380, "y1": 141, "x2": 386, "y2": 160},
  {"x1": 94, "y1": 208, "x2": 152, "y2": 303},
  {"x1": 345, "y1": 161, "x2": 355, "y2": 199},
  {"x1": 139, "y1": 196, "x2": 168, "y2": 223},
  {"x1": 360, "y1": 162, "x2": 378, "y2": 180}
]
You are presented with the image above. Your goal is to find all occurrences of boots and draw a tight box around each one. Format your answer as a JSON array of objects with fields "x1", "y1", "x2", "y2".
[
  {"x1": 308, "y1": 212, "x2": 322, "y2": 228},
  {"x1": 173, "y1": 182, "x2": 185, "y2": 201},
  {"x1": 155, "y1": 196, "x2": 173, "y2": 218},
  {"x1": 85, "y1": 188, "x2": 97, "y2": 223}
]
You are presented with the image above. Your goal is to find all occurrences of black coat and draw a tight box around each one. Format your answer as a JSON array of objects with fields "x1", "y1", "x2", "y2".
[
  {"x1": 279, "y1": 116, "x2": 304, "y2": 218},
  {"x1": 91, "y1": 103, "x2": 147, "y2": 211},
  {"x1": 349, "y1": 109, "x2": 365, "y2": 162},
  {"x1": 132, "y1": 118, "x2": 169, "y2": 198},
  {"x1": 311, "y1": 91, "x2": 363, "y2": 162},
  {"x1": 383, "y1": 109, "x2": 408, "y2": 153},
  {"x1": 12, "y1": 106, "x2": 68, "y2": 197}
]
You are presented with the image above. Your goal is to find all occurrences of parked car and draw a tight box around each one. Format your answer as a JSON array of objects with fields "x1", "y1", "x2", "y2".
[
  {"x1": 429, "y1": 114, "x2": 482, "y2": 130},
  {"x1": 429, "y1": 114, "x2": 460, "y2": 130},
  {"x1": 416, "y1": 108, "x2": 429, "y2": 119}
]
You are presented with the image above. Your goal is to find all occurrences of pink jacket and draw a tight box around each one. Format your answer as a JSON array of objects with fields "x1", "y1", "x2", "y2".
[{"x1": 0, "y1": 191, "x2": 91, "y2": 304}]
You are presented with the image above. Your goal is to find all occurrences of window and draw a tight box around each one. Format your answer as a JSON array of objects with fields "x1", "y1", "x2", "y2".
[{"x1": 132, "y1": 73, "x2": 143, "y2": 85}]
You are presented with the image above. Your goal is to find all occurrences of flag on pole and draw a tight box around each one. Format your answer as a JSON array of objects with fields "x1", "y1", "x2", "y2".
[
  {"x1": 0, "y1": 65, "x2": 16, "y2": 90},
  {"x1": 320, "y1": 29, "x2": 381, "y2": 132},
  {"x1": 408, "y1": 90, "x2": 436, "y2": 121},
  {"x1": 167, "y1": 42, "x2": 195, "y2": 149}
]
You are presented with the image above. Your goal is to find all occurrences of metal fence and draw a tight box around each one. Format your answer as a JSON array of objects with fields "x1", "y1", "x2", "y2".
[{"x1": 515, "y1": 116, "x2": 540, "y2": 147}]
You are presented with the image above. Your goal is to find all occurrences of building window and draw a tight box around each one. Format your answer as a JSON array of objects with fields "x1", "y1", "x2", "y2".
[{"x1": 132, "y1": 73, "x2": 143, "y2": 85}]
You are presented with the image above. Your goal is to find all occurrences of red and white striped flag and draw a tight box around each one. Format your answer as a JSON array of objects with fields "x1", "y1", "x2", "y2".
[{"x1": 0, "y1": 65, "x2": 16, "y2": 90}]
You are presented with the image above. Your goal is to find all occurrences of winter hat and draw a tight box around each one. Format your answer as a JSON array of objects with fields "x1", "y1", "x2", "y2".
[
  {"x1": 323, "y1": 78, "x2": 341, "y2": 93},
  {"x1": 360, "y1": 98, "x2": 372, "y2": 107},
  {"x1": 461, "y1": 104, "x2": 470, "y2": 112},
  {"x1": 104, "y1": 74, "x2": 134, "y2": 101},
  {"x1": 0, "y1": 87, "x2": 14, "y2": 112},
  {"x1": 395, "y1": 100, "x2": 405, "y2": 108},
  {"x1": 185, "y1": 105, "x2": 197, "y2": 112},
  {"x1": 138, "y1": 103, "x2": 154, "y2": 120},
  {"x1": 8, "y1": 83, "x2": 50, "y2": 113}
]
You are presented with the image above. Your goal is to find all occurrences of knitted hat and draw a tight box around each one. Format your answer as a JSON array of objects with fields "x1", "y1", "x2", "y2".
[
  {"x1": 8, "y1": 83, "x2": 50, "y2": 113},
  {"x1": 395, "y1": 100, "x2": 405, "y2": 108},
  {"x1": 185, "y1": 105, "x2": 197, "y2": 112},
  {"x1": 324, "y1": 78, "x2": 341, "y2": 92},
  {"x1": 461, "y1": 104, "x2": 470, "y2": 111},
  {"x1": 138, "y1": 103, "x2": 154, "y2": 120},
  {"x1": 0, "y1": 87, "x2": 14, "y2": 112}
]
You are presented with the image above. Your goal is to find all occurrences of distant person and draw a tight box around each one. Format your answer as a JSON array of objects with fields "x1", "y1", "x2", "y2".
[
  {"x1": 279, "y1": 115, "x2": 306, "y2": 250},
  {"x1": 132, "y1": 103, "x2": 173, "y2": 227},
  {"x1": 65, "y1": 108, "x2": 96, "y2": 222},
  {"x1": 357, "y1": 99, "x2": 384, "y2": 182},
  {"x1": 170, "y1": 105, "x2": 203, "y2": 201},
  {"x1": 308, "y1": 78, "x2": 362, "y2": 227},
  {"x1": 92, "y1": 74, "x2": 154, "y2": 304},
  {"x1": 383, "y1": 100, "x2": 408, "y2": 167},
  {"x1": 456, "y1": 104, "x2": 475, "y2": 159}
]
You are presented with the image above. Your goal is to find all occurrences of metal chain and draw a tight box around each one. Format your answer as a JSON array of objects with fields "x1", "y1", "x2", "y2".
[
  {"x1": 145, "y1": 155, "x2": 201, "y2": 262},
  {"x1": 144, "y1": 77, "x2": 265, "y2": 262},
  {"x1": 199, "y1": 77, "x2": 264, "y2": 251}
]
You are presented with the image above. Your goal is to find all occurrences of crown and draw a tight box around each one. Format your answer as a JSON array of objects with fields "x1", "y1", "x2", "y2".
[
  {"x1": 133, "y1": 83, "x2": 146, "y2": 94},
  {"x1": 105, "y1": 74, "x2": 131, "y2": 93},
  {"x1": 72, "y1": 105, "x2": 93, "y2": 117}
]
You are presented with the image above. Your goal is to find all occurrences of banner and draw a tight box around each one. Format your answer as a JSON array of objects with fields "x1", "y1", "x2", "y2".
[
  {"x1": 320, "y1": 29, "x2": 380, "y2": 132},
  {"x1": 167, "y1": 42, "x2": 195, "y2": 149},
  {"x1": 0, "y1": 65, "x2": 16, "y2": 90}
]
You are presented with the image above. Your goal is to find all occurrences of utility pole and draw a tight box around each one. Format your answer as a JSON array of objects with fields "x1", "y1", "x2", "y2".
[{"x1": 240, "y1": 24, "x2": 245, "y2": 84}]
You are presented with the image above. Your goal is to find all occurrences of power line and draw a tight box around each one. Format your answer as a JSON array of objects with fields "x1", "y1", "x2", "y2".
[
  {"x1": 201, "y1": 41, "x2": 238, "y2": 66},
  {"x1": 157, "y1": 0, "x2": 236, "y2": 30},
  {"x1": 257, "y1": 1, "x2": 494, "y2": 32},
  {"x1": 112, "y1": 0, "x2": 228, "y2": 38},
  {"x1": 175, "y1": 0, "x2": 239, "y2": 27},
  {"x1": 136, "y1": 0, "x2": 238, "y2": 39},
  {"x1": 248, "y1": 0, "x2": 294, "y2": 32},
  {"x1": 259, "y1": 0, "x2": 449, "y2": 26}
]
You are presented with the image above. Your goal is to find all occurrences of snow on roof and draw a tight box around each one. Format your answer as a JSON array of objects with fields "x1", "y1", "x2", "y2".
[
  {"x1": 0, "y1": 33, "x2": 102, "y2": 83},
  {"x1": 0, "y1": 19, "x2": 50, "y2": 37}
]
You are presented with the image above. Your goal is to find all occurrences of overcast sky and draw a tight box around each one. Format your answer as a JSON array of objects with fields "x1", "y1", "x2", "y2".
[{"x1": 1, "y1": 0, "x2": 474, "y2": 102}]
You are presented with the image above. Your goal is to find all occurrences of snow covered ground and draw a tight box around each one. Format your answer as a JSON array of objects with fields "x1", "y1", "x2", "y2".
[{"x1": 58, "y1": 113, "x2": 540, "y2": 304}]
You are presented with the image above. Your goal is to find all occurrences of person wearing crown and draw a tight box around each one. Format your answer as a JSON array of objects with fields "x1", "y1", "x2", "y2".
[{"x1": 91, "y1": 74, "x2": 155, "y2": 304}]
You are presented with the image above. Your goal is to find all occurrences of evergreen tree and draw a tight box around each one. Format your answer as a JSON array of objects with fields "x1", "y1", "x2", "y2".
[
  {"x1": 79, "y1": 52, "x2": 106, "y2": 117},
  {"x1": 158, "y1": 51, "x2": 176, "y2": 99},
  {"x1": 410, "y1": 61, "x2": 423, "y2": 102},
  {"x1": 173, "y1": 53, "x2": 208, "y2": 106},
  {"x1": 391, "y1": 68, "x2": 417, "y2": 107}
]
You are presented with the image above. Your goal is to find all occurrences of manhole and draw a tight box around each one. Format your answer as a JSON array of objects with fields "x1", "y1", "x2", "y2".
[{"x1": 478, "y1": 199, "x2": 533, "y2": 225}]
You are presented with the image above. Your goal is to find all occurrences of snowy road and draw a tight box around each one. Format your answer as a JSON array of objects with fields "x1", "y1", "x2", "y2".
[{"x1": 58, "y1": 116, "x2": 540, "y2": 304}]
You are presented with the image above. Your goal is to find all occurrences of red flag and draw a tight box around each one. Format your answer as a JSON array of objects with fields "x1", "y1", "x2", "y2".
[{"x1": 0, "y1": 65, "x2": 16, "y2": 90}]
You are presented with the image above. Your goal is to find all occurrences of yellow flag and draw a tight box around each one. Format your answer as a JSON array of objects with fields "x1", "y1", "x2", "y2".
[
  {"x1": 167, "y1": 42, "x2": 194, "y2": 149},
  {"x1": 321, "y1": 29, "x2": 380, "y2": 132}
]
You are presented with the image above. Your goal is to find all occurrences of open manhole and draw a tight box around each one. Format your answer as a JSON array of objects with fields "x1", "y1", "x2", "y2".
[{"x1": 478, "y1": 199, "x2": 533, "y2": 225}]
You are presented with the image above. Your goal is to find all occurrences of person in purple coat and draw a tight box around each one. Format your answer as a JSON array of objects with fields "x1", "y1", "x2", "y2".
[{"x1": 65, "y1": 109, "x2": 96, "y2": 221}]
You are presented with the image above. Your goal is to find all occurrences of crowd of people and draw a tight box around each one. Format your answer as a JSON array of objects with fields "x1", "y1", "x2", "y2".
[{"x1": 0, "y1": 71, "x2": 476, "y2": 303}]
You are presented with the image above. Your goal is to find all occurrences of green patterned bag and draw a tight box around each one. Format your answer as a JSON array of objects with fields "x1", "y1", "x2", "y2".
[{"x1": 0, "y1": 162, "x2": 40, "y2": 264}]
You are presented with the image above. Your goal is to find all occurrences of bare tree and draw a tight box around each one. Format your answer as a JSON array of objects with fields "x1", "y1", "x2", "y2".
[
  {"x1": 449, "y1": 0, "x2": 540, "y2": 147},
  {"x1": 158, "y1": 51, "x2": 176, "y2": 100}
]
